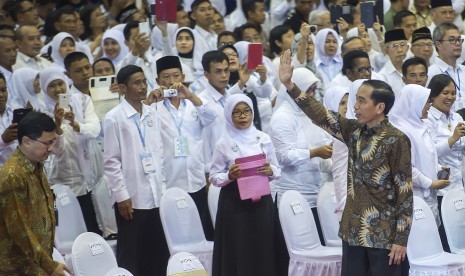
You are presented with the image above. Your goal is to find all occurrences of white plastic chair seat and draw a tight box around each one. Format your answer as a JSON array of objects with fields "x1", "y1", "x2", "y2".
[
  {"x1": 409, "y1": 252, "x2": 465, "y2": 272},
  {"x1": 104, "y1": 267, "x2": 134, "y2": 276},
  {"x1": 325, "y1": 240, "x2": 342, "y2": 247},
  {"x1": 172, "y1": 240, "x2": 213, "y2": 254},
  {"x1": 316, "y1": 181, "x2": 343, "y2": 248},
  {"x1": 291, "y1": 246, "x2": 342, "y2": 261}
]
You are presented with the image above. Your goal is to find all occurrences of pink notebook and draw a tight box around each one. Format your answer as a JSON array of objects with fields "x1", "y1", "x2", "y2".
[{"x1": 235, "y1": 153, "x2": 270, "y2": 202}]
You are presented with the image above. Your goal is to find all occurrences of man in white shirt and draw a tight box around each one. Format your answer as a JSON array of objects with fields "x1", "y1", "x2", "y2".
[
  {"x1": 153, "y1": 56, "x2": 217, "y2": 240},
  {"x1": 428, "y1": 0, "x2": 454, "y2": 35},
  {"x1": 0, "y1": 35, "x2": 17, "y2": 86},
  {"x1": 0, "y1": 73, "x2": 17, "y2": 167},
  {"x1": 48, "y1": 52, "x2": 102, "y2": 234},
  {"x1": 104, "y1": 65, "x2": 169, "y2": 276},
  {"x1": 379, "y1": 29, "x2": 409, "y2": 96},
  {"x1": 402, "y1": 56, "x2": 428, "y2": 87},
  {"x1": 410, "y1": 27, "x2": 434, "y2": 66},
  {"x1": 12, "y1": 25, "x2": 52, "y2": 71},
  {"x1": 428, "y1": 22, "x2": 465, "y2": 110}
]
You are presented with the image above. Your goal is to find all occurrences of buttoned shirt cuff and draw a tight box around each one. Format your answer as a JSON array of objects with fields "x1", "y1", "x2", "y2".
[
  {"x1": 195, "y1": 101, "x2": 208, "y2": 113},
  {"x1": 113, "y1": 189, "x2": 130, "y2": 203}
]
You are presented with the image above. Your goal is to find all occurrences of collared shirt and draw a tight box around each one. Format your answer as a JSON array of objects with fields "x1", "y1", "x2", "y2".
[
  {"x1": 104, "y1": 99, "x2": 165, "y2": 209},
  {"x1": 428, "y1": 57, "x2": 465, "y2": 110},
  {"x1": 0, "y1": 66, "x2": 12, "y2": 85},
  {"x1": 156, "y1": 98, "x2": 216, "y2": 193},
  {"x1": 48, "y1": 86, "x2": 101, "y2": 196},
  {"x1": 117, "y1": 52, "x2": 157, "y2": 91},
  {"x1": 409, "y1": 5, "x2": 432, "y2": 28},
  {"x1": 287, "y1": 86, "x2": 413, "y2": 249},
  {"x1": 425, "y1": 106, "x2": 465, "y2": 195},
  {"x1": 0, "y1": 107, "x2": 17, "y2": 167},
  {"x1": 315, "y1": 58, "x2": 343, "y2": 88},
  {"x1": 12, "y1": 52, "x2": 52, "y2": 72},
  {"x1": 379, "y1": 60, "x2": 404, "y2": 96},
  {"x1": 193, "y1": 26, "x2": 217, "y2": 75},
  {"x1": 0, "y1": 148, "x2": 58, "y2": 275}
]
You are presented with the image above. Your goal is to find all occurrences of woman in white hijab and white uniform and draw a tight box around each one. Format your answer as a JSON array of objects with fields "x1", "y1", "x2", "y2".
[
  {"x1": 314, "y1": 28, "x2": 343, "y2": 89},
  {"x1": 209, "y1": 94, "x2": 288, "y2": 276},
  {"x1": 9, "y1": 68, "x2": 46, "y2": 112},
  {"x1": 101, "y1": 28, "x2": 130, "y2": 66},
  {"x1": 270, "y1": 67, "x2": 333, "y2": 244},
  {"x1": 48, "y1": 32, "x2": 76, "y2": 71},
  {"x1": 389, "y1": 84, "x2": 451, "y2": 227}
]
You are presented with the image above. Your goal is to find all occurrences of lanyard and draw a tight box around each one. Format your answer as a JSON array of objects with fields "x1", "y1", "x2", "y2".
[
  {"x1": 164, "y1": 100, "x2": 185, "y2": 136},
  {"x1": 445, "y1": 70, "x2": 461, "y2": 97},
  {"x1": 132, "y1": 115, "x2": 147, "y2": 150}
]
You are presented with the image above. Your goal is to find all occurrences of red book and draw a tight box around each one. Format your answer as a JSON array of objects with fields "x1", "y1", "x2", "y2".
[
  {"x1": 154, "y1": 0, "x2": 177, "y2": 22},
  {"x1": 247, "y1": 43, "x2": 263, "y2": 70}
]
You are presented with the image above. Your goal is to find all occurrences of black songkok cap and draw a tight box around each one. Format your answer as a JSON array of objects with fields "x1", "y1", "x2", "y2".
[
  {"x1": 385, "y1": 29, "x2": 407, "y2": 44},
  {"x1": 156, "y1": 56, "x2": 183, "y2": 76},
  {"x1": 412, "y1": 27, "x2": 432, "y2": 44},
  {"x1": 431, "y1": 0, "x2": 452, "y2": 9}
]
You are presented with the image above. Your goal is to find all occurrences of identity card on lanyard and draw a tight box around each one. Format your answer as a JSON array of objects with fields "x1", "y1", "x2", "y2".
[
  {"x1": 133, "y1": 115, "x2": 156, "y2": 174},
  {"x1": 165, "y1": 101, "x2": 189, "y2": 156}
]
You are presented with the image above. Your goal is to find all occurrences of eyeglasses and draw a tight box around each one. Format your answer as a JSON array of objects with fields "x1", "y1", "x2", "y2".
[
  {"x1": 232, "y1": 109, "x2": 252, "y2": 117},
  {"x1": 219, "y1": 42, "x2": 234, "y2": 47},
  {"x1": 355, "y1": 67, "x2": 374, "y2": 73},
  {"x1": 386, "y1": 42, "x2": 408, "y2": 49},
  {"x1": 412, "y1": 42, "x2": 433, "y2": 48},
  {"x1": 30, "y1": 137, "x2": 56, "y2": 146},
  {"x1": 437, "y1": 37, "x2": 464, "y2": 45}
]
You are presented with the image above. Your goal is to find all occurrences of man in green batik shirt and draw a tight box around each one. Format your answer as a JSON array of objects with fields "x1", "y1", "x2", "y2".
[{"x1": 0, "y1": 111, "x2": 71, "y2": 275}]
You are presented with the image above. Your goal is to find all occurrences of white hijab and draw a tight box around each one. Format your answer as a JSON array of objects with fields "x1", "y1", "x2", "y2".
[
  {"x1": 101, "y1": 28, "x2": 129, "y2": 65},
  {"x1": 315, "y1": 28, "x2": 342, "y2": 65},
  {"x1": 39, "y1": 66, "x2": 69, "y2": 115},
  {"x1": 50, "y1": 32, "x2": 75, "y2": 70},
  {"x1": 173, "y1": 27, "x2": 197, "y2": 82},
  {"x1": 233, "y1": 41, "x2": 250, "y2": 65},
  {"x1": 346, "y1": 79, "x2": 367, "y2": 119},
  {"x1": 323, "y1": 86, "x2": 348, "y2": 113},
  {"x1": 389, "y1": 84, "x2": 437, "y2": 181},
  {"x1": 9, "y1": 68, "x2": 45, "y2": 110}
]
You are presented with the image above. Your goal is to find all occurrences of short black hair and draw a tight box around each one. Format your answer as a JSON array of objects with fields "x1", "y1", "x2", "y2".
[
  {"x1": 79, "y1": 4, "x2": 100, "y2": 41},
  {"x1": 233, "y1": 23, "x2": 261, "y2": 41},
  {"x1": 8, "y1": 0, "x2": 28, "y2": 22},
  {"x1": 242, "y1": 0, "x2": 264, "y2": 19},
  {"x1": 428, "y1": 74, "x2": 456, "y2": 99},
  {"x1": 0, "y1": 24, "x2": 15, "y2": 39},
  {"x1": 0, "y1": 34, "x2": 15, "y2": 43},
  {"x1": 201, "y1": 50, "x2": 229, "y2": 72},
  {"x1": 17, "y1": 111, "x2": 56, "y2": 144},
  {"x1": 363, "y1": 79, "x2": 395, "y2": 115},
  {"x1": 341, "y1": 36, "x2": 364, "y2": 54},
  {"x1": 394, "y1": 10, "x2": 415, "y2": 27},
  {"x1": 342, "y1": 50, "x2": 369, "y2": 76},
  {"x1": 269, "y1": 24, "x2": 292, "y2": 56},
  {"x1": 92, "y1": 57, "x2": 115, "y2": 74},
  {"x1": 217, "y1": 31, "x2": 237, "y2": 46},
  {"x1": 64, "y1": 52, "x2": 89, "y2": 72},
  {"x1": 191, "y1": 0, "x2": 211, "y2": 12},
  {"x1": 123, "y1": 20, "x2": 140, "y2": 41},
  {"x1": 117, "y1": 65, "x2": 144, "y2": 85},
  {"x1": 402, "y1": 57, "x2": 428, "y2": 77}
]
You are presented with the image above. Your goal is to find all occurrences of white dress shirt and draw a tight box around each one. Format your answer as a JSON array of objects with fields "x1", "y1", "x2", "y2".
[
  {"x1": 156, "y1": 98, "x2": 216, "y2": 193},
  {"x1": 270, "y1": 0, "x2": 295, "y2": 28},
  {"x1": 117, "y1": 52, "x2": 157, "y2": 91},
  {"x1": 193, "y1": 26, "x2": 218, "y2": 76},
  {"x1": 0, "y1": 107, "x2": 17, "y2": 167},
  {"x1": 428, "y1": 58, "x2": 465, "y2": 110},
  {"x1": 104, "y1": 99, "x2": 165, "y2": 209},
  {"x1": 48, "y1": 87, "x2": 101, "y2": 196},
  {"x1": 425, "y1": 106, "x2": 465, "y2": 196},
  {"x1": 315, "y1": 58, "x2": 343, "y2": 88},
  {"x1": 12, "y1": 52, "x2": 52, "y2": 72},
  {"x1": 379, "y1": 60, "x2": 404, "y2": 96}
]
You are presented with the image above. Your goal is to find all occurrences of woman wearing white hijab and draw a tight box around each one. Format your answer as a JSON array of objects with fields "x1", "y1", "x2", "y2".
[
  {"x1": 270, "y1": 68, "x2": 332, "y2": 244},
  {"x1": 389, "y1": 84, "x2": 451, "y2": 227},
  {"x1": 101, "y1": 28, "x2": 129, "y2": 65},
  {"x1": 9, "y1": 68, "x2": 46, "y2": 111},
  {"x1": 210, "y1": 94, "x2": 287, "y2": 276},
  {"x1": 39, "y1": 67, "x2": 70, "y2": 118},
  {"x1": 49, "y1": 32, "x2": 76, "y2": 70},
  {"x1": 314, "y1": 28, "x2": 343, "y2": 88}
]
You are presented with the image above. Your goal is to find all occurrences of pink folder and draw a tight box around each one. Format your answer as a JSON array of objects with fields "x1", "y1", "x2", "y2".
[{"x1": 235, "y1": 153, "x2": 270, "y2": 202}]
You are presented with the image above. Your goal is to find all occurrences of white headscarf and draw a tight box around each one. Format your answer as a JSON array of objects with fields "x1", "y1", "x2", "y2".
[
  {"x1": 315, "y1": 28, "x2": 342, "y2": 65},
  {"x1": 233, "y1": 41, "x2": 250, "y2": 65},
  {"x1": 224, "y1": 94, "x2": 260, "y2": 147},
  {"x1": 346, "y1": 79, "x2": 367, "y2": 119},
  {"x1": 323, "y1": 86, "x2": 348, "y2": 113},
  {"x1": 39, "y1": 67, "x2": 69, "y2": 115},
  {"x1": 50, "y1": 32, "x2": 75, "y2": 69},
  {"x1": 101, "y1": 28, "x2": 129, "y2": 64},
  {"x1": 173, "y1": 27, "x2": 197, "y2": 83},
  {"x1": 9, "y1": 68, "x2": 45, "y2": 110},
  {"x1": 389, "y1": 84, "x2": 437, "y2": 180},
  {"x1": 275, "y1": 68, "x2": 319, "y2": 114}
]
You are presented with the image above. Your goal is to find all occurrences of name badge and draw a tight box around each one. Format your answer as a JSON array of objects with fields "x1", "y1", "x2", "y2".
[
  {"x1": 174, "y1": 136, "x2": 189, "y2": 157},
  {"x1": 140, "y1": 152, "x2": 156, "y2": 174}
]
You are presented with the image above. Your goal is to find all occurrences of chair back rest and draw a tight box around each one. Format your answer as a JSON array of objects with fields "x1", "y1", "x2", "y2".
[
  {"x1": 316, "y1": 181, "x2": 341, "y2": 244},
  {"x1": 167, "y1": 252, "x2": 208, "y2": 276},
  {"x1": 279, "y1": 190, "x2": 322, "y2": 253},
  {"x1": 441, "y1": 189, "x2": 465, "y2": 253},
  {"x1": 92, "y1": 175, "x2": 117, "y2": 238},
  {"x1": 52, "y1": 184, "x2": 87, "y2": 252},
  {"x1": 407, "y1": 196, "x2": 444, "y2": 261},
  {"x1": 52, "y1": 248, "x2": 71, "y2": 276},
  {"x1": 104, "y1": 267, "x2": 134, "y2": 276},
  {"x1": 71, "y1": 232, "x2": 118, "y2": 276},
  {"x1": 207, "y1": 185, "x2": 221, "y2": 227},
  {"x1": 160, "y1": 187, "x2": 207, "y2": 254}
]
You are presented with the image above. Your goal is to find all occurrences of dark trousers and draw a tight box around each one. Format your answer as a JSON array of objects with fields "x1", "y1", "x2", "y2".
[
  {"x1": 114, "y1": 206, "x2": 170, "y2": 276},
  {"x1": 77, "y1": 191, "x2": 102, "y2": 235},
  {"x1": 189, "y1": 186, "x2": 215, "y2": 241},
  {"x1": 437, "y1": 195, "x2": 451, "y2": 252},
  {"x1": 341, "y1": 241, "x2": 409, "y2": 276},
  {"x1": 311, "y1": 207, "x2": 325, "y2": 246}
]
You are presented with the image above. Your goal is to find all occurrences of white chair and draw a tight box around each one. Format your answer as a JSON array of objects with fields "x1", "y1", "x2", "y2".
[
  {"x1": 407, "y1": 196, "x2": 465, "y2": 275},
  {"x1": 316, "y1": 181, "x2": 342, "y2": 247},
  {"x1": 207, "y1": 185, "x2": 221, "y2": 227},
  {"x1": 442, "y1": 189, "x2": 465, "y2": 254},
  {"x1": 92, "y1": 175, "x2": 117, "y2": 254},
  {"x1": 167, "y1": 252, "x2": 208, "y2": 276},
  {"x1": 52, "y1": 248, "x2": 71, "y2": 276},
  {"x1": 52, "y1": 184, "x2": 87, "y2": 255},
  {"x1": 104, "y1": 267, "x2": 134, "y2": 276},
  {"x1": 160, "y1": 187, "x2": 214, "y2": 275},
  {"x1": 279, "y1": 190, "x2": 342, "y2": 276},
  {"x1": 71, "y1": 232, "x2": 118, "y2": 276}
]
